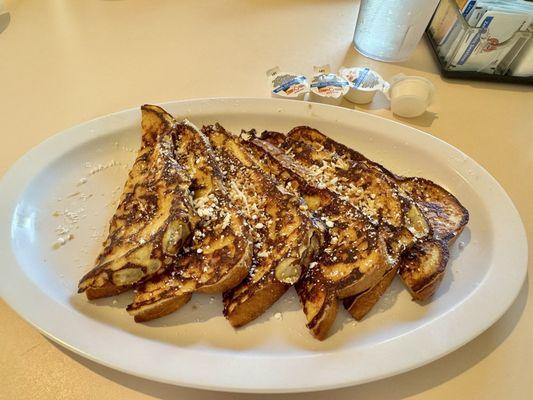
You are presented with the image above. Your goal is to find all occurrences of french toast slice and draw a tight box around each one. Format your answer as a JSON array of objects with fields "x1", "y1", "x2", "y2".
[
  {"x1": 396, "y1": 177, "x2": 469, "y2": 244},
  {"x1": 202, "y1": 124, "x2": 321, "y2": 328},
  {"x1": 241, "y1": 133, "x2": 390, "y2": 339},
  {"x1": 283, "y1": 126, "x2": 431, "y2": 249},
  {"x1": 127, "y1": 119, "x2": 253, "y2": 322},
  {"x1": 261, "y1": 127, "x2": 437, "y2": 319},
  {"x1": 396, "y1": 177, "x2": 468, "y2": 301},
  {"x1": 78, "y1": 105, "x2": 197, "y2": 299},
  {"x1": 343, "y1": 264, "x2": 399, "y2": 321},
  {"x1": 398, "y1": 239, "x2": 449, "y2": 301},
  {"x1": 345, "y1": 177, "x2": 468, "y2": 313}
]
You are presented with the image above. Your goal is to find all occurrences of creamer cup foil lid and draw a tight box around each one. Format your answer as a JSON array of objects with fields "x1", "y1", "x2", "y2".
[
  {"x1": 339, "y1": 67, "x2": 389, "y2": 92},
  {"x1": 310, "y1": 65, "x2": 349, "y2": 99},
  {"x1": 267, "y1": 67, "x2": 309, "y2": 99}
]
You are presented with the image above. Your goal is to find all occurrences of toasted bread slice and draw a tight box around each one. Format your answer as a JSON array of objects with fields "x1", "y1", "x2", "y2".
[
  {"x1": 202, "y1": 124, "x2": 321, "y2": 328},
  {"x1": 127, "y1": 121, "x2": 253, "y2": 322},
  {"x1": 343, "y1": 264, "x2": 399, "y2": 321},
  {"x1": 78, "y1": 105, "x2": 197, "y2": 300},
  {"x1": 346, "y1": 174, "x2": 468, "y2": 311},
  {"x1": 242, "y1": 133, "x2": 390, "y2": 339},
  {"x1": 399, "y1": 239, "x2": 449, "y2": 301},
  {"x1": 283, "y1": 127, "x2": 469, "y2": 310},
  {"x1": 262, "y1": 127, "x2": 448, "y2": 318},
  {"x1": 283, "y1": 126, "x2": 430, "y2": 250},
  {"x1": 396, "y1": 177, "x2": 469, "y2": 243},
  {"x1": 345, "y1": 178, "x2": 469, "y2": 314},
  {"x1": 396, "y1": 177, "x2": 468, "y2": 301}
]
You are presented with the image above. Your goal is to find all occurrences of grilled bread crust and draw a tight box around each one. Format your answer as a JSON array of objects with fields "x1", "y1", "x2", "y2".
[
  {"x1": 343, "y1": 264, "x2": 399, "y2": 321},
  {"x1": 79, "y1": 104, "x2": 469, "y2": 339},
  {"x1": 399, "y1": 239, "x2": 450, "y2": 301},
  {"x1": 127, "y1": 120, "x2": 253, "y2": 322},
  {"x1": 283, "y1": 126, "x2": 431, "y2": 252},
  {"x1": 202, "y1": 124, "x2": 321, "y2": 328},
  {"x1": 396, "y1": 177, "x2": 468, "y2": 301},
  {"x1": 241, "y1": 133, "x2": 389, "y2": 339},
  {"x1": 78, "y1": 105, "x2": 197, "y2": 299},
  {"x1": 396, "y1": 177, "x2": 469, "y2": 243},
  {"x1": 346, "y1": 177, "x2": 468, "y2": 314},
  {"x1": 259, "y1": 127, "x2": 469, "y2": 318}
]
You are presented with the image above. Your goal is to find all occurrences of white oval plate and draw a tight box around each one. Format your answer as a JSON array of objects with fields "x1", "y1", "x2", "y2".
[{"x1": 0, "y1": 98, "x2": 527, "y2": 393}]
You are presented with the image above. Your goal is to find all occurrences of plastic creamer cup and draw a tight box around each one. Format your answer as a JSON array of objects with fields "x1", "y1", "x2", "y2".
[
  {"x1": 387, "y1": 74, "x2": 435, "y2": 118},
  {"x1": 339, "y1": 66, "x2": 389, "y2": 104},
  {"x1": 309, "y1": 65, "x2": 349, "y2": 106},
  {"x1": 267, "y1": 67, "x2": 309, "y2": 100}
]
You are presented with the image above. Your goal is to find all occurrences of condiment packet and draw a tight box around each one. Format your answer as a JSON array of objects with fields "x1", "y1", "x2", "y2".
[
  {"x1": 267, "y1": 67, "x2": 309, "y2": 100},
  {"x1": 450, "y1": 10, "x2": 532, "y2": 73},
  {"x1": 339, "y1": 66, "x2": 390, "y2": 104},
  {"x1": 309, "y1": 65, "x2": 349, "y2": 106}
]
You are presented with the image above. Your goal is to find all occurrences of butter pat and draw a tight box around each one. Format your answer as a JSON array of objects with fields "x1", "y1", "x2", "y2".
[
  {"x1": 267, "y1": 67, "x2": 309, "y2": 100},
  {"x1": 309, "y1": 65, "x2": 349, "y2": 106},
  {"x1": 339, "y1": 66, "x2": 389, "y2": 104}
]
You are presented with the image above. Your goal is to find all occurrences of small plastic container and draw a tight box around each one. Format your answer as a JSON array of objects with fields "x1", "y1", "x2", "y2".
[
  {"x1": 267, "y1": 67, "x2": 309, "y2": 100},
  {"x1": 339, "y1": 66, "x2": 389, "y2": 104},
  {"x1": 309, "y1": 65, "x2": 349, "y2": 106},
  {"x1": 387, "y1": 74, "x2": 435, "y2": 118}
]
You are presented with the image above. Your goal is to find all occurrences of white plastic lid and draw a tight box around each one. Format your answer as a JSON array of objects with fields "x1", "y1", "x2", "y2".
[{"x1": 387, "y1": 74, "x2": 435, "y2": 118}]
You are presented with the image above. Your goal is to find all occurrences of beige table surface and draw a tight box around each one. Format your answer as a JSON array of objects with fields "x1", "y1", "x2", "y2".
[{"x1": 1, "y1": 1, "x2": 531, "y2": 399}]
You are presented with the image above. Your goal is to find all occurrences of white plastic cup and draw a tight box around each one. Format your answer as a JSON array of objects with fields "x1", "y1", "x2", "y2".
[
  {"x1": 387, "y1": 74, "x2": 435, "y2": 118},
  {"x1": 308, "y1": 66, "x2": 349, "y2": 106},
  {"x1": 267, "y1": 67, "x2": 309, "y2": 101},
  {"x1": 353, "y1": 0, "x2": 440, "y2": 62},
  {"x1": 339, "y1": 67, "x2": 389, "y2": 104},
  {"x1": 309, "y1": 90, "x2": 345, "y2": 106}
]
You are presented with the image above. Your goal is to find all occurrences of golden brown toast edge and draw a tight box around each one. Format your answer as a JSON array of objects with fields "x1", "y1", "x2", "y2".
[
  {"x1": 399, "y1": 239, "x2": 450, "y2": 301},
  {"x1": 297, "y1": 277, "x2": 339, "y2": 341},
  {"x1": 245, "y1": 133, "x2": 390, "y2": 339},
  {"x1": 131, "y1": 293, "x2": 193, "y2": 323},
  {"x1": 276, "y1": 126, "x2": 468, "y2": 311},
  {"x1": 284, "y1": 126, "x2": 431, "y2": 243},
  {"x1": 397, "y1": 177, "x2": 469, "y2": 242},
  {"x1": 343, "y1": 265, "x2": 398, "y2": 321},
  {"x1": 203, "y1": 124, "x2": 321, "y2": 328},
  {"x1": 397, "y1": 177, "x2": 468, "y2": 301},
  {"x1": 127, "y1": 121, "x2": 253, "y2": 322},
  {"x1": 78, "y1": 105, "x2": 197, "y2": 299}
]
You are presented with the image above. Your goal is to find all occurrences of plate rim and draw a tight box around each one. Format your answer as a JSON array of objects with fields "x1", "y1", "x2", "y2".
[{"x1": 0, "y1": 97, "x2": 528, "y2": 393}]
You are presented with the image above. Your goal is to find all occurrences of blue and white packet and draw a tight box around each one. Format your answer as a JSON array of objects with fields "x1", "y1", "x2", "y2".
[
  {"x1": 339, "y1": 66, "x2": 389, "y2": 104},
  {"x1": 309, "y1": 65, "x2": 349, "y2": 106},
  {"x1": 267, "y1": 67, "x2": 309, "y2": 100}
]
